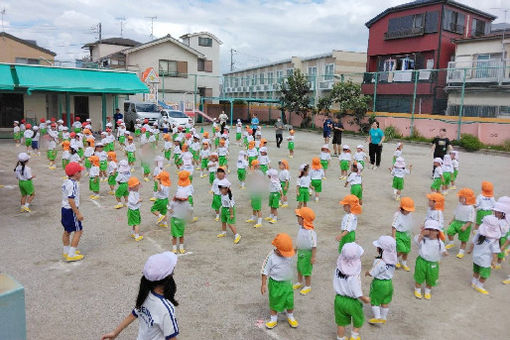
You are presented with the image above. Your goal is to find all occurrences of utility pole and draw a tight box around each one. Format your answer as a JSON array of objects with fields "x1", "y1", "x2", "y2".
[
  {"x1": 145, "y1": 16, "x2": 157, "y2": 40},
  {"x1": 1, "y1": 8, "x2": 6, "y2": 32},
  {"x1": 230, "y1": 48, "x2": 237, "y2": 72},
  {"x1": 98, "y1": 22, "x2": 102, "y2": 42},
  {"x1": 116, "y1": 17, "x2": 126, "y2": 37}
]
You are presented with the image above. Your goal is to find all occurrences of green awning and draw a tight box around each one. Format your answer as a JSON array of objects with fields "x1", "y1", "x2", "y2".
[
  {"x1": 14, "y1": 65, "x2": 149, "y2": 94},
  {"x1": 0, "y1": 64, "x2": 15, "y2": 90}
]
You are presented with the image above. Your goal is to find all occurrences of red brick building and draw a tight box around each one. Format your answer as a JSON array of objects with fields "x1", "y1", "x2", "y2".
[{"x1": 362, "y1": 0, "x2": 495, "y2": 114}]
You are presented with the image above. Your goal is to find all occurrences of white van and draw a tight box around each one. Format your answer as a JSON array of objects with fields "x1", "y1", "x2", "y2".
[{"x1": 124, "y1": 102, "x2": 162, "y2": 131}]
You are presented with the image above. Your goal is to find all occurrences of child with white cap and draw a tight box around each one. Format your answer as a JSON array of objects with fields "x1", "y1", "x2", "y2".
[
  {"x1": 217, "y1": 178, "x2": 241, "y2": 244},
  {"x1": 467, "y1": 215, "x2": 502, "y2": 295},
  {"x1": 236, "y1": 150, "x2": 248, "y2": 189},
  {"x1": 169, "y1": 186, "x2": 193, "y2": 254},
  {"x1": 261, "y1": 233, "x2": 298, "y2": 329},
  {"x1": 366, "y1": 236, "x2": 397, "y2": 325},
  {"x1": 286, "y1": 130, "x2": 295, "y2": 158},
  {"x1": 246, "y1": 160, "x2": 265, "y2": 228},
  {"x1": 293, "y1": 207, "x2": 317, "y2": 296},
  {"x1": 450, "y1": 150, "x2": 459, "y2": 189},
  {"x1": 211, "y1": 167, "x2": 225, "y2": 221},
  {"x1": 388, "y1": 156, "x2": 411, "y2": 201},
  {"x1": 345, "y1": 162, "x2": 363, "y2": 205},
  {"x1": 278, "y1": 160, "x2": 291, "y2": 208},
  {"x1": 266, "y1": 169, "x2": 283, "y2": 224},
  {"x1": 236, "y1": 119, "x2": 243, "y2": 145},
  {"x1": 126, "y1": 176, "x2": 143, "y2": 241},
  {"x1": 391, "y1": 197, "x2": 415, "y2": 271},
  {"x1": 441, "y1": 154, "x2": 454, "y2": 193},
  {"x1": 101, "y1": 251, "x2": 179, "y2": 340},
  {"x1": 413, "y1": 219, "x2": 448, "y2": 300},
  {"x1": 319, "y1": 144, "x2": 332, "y2": 177},
  {"x1": 430, "y1": 158, "x2": 444, "y2": 193},
  {"x1": 392, "y1": 142, "x2": 403, "y2": 164},
  {"x1": 13, "y1": 121, "x2": 21, "y2": 146},
  {"x1": 14, "y1": 152, "x2": 35, "y2": 213},
  {"x1": 353, "y1": 145, "x2": 367, "y2": 170},
  {"x1": 339, "y1": 145, "x2": 352, "y2": 180},
  {"x1": 258, "y1": 147, "x2": 270, "y2": 174},
  {"x1": 333, "y1": 242, "x2": 370, "y2": 340},
  {"x1": 150, "y1": 156, "x2": 164, "y2": 201},
  {"x1": 31, "y1": 125, "x2": 40, "y2": 155},
  {"x1": 296, "y1": 164, "x2": 311, "y2": 209},
  {"x1": 95, "y1": 143, "x2": 108, "y2": 182},
  {"x1": 114, "y1": 160, "x2": 131, "y2": 209}
]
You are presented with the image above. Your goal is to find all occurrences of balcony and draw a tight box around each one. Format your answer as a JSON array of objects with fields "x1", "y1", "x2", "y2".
[
  {"x1": 384, "y1": 27, "x2": 424, "y2": 40},
  {"x1": 447, "y1": 59, "x2": 510, "y2": 84},
  {"x1": 319, "y1": 80, "x2": 334, "y2": 90},
  {"x1": 362, "y1": 70, "x2": 434, "y2": 85}
]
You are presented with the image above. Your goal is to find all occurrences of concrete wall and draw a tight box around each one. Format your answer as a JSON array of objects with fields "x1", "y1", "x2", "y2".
[
  {"x1": 91, "y1": 44, "x2": 128, "y2": 62},
  {"x1": 0, "y1": 36, "x2": 54, "y2": 63},
  {"x1": 455, "y1": 39, "x2": 510, "y2": 60},
  {"x1": 448, "y1": 92, "x2": 510, "y2": 107}
]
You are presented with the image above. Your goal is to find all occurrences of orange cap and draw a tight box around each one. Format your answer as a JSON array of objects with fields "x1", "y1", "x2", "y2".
[
  {"x1": 272, "y1": 233, "x2": 295, "y2": 257},
  {"x1": 400, "y1": 197, "x2": 415, "y2": 212},
  {"x1": 62, "y1": 140, "x2": 70, "y2": 150},
  {"x1": 457, "y1": 188, "x2": 476, "y2": 205},
  {"x1": 481, "y1": 181, "x2": 494, "y2": 197},
  {"x1": 127, "y1": 135, "x2": 134, "y2": 141},
  {"x1": 339, "y1": 194, "x2": 362, "y2": 215},
  {"x1": 83, "y1": 128, "x2": 90, "y2": 135},
  {"x1": 203, "y1": 132, "x2": 209, "y2": 138},
  {"x1": 219, "y1": 139, "x2": 225, "y2": 146},
  {"x1": 86, "y1": 137, "x2": 95, "y2": 146},
  {"x1": 163, "y1": 133, "x2": 171, "y2": 141},
  {"x1": 128, "y1": 176, "x2": 140, "y2": 188},
  {"x1": 89, "y1": 155, "x2": 100, "y2": 166},
  {"x1": 107, "y1": 151, "x2": 117, "y2": 162},
  {"x1": 426, "y1": 192, "x2": 445, "y2": 211},
  {"x1": 279, "y1": 159, "x2": 289, "y2": 170},
  {"x1": 181, "y1": 143, "x2": 189, "y2": 151},
  {"x1": 295, "y1": 207, "x2": 315, "y2": 230},
  {"x1": 311, "y1": 157, "x2": 322, "y2": 170},
  {"x1": 251, "y1": 159, "x2": 259, "y2": 167},
  {"x1": 156, "y1": 171, "x2": 171, "y2": 186},
  {"x1": 177, "y1": 170, "x2": 191, "y2": 187},
  {"x1": 248, "y1": 141, "x2": 255, "y2": 149},
  {"x1": 261, "y1": 138, "x2": 267, "y2": 145}
]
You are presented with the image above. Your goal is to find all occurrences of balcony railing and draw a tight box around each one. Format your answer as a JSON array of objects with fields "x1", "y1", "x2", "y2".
[
  {"x1": 362, "y1": 69, "x2": 434, "y2": 84},
  {"x1": 384, "y1": 27, "x2": 424, "y2": 40},
  {"x1": 447, "y1": 59, "x2": 510, "y2": 84}
]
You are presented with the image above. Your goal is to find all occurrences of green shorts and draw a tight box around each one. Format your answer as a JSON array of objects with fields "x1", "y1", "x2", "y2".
[
  {"x1": 77, "y1": 148, "x2": 84, "y2": 158},
  {"x1": 288, "y1": 141, "x2": 294, "y2": 151},
  {"x1": 340, "y1": 160, "x2": 350, "y2": 171},
  {"x1": 201, "y1": 158, "x2": 209, "y2": 169},
  {"x1": 442, "y1": 172, "x2": 451, "y2": 186},
  {"x1": 320, "y1": 160, "x2": 329, "y2": 170},
  {"x1": 84, "y1": 158, "x2": 91, "y2": 169},
  {"x1": 116, "y1": 182, "x2": 128, "y2": 198},
  {"x1": 251, "y1": 194, "x2": 262, "y2": 211},
  {"x1": 141, "y1": 162, "x2": 151, "y2": 175},
  {"x1": 153, "y1": 181, "x2": 158, "y2": 192},
  {"x1": 171, "y1": 217, "x2": 186, "y2": 237},
  {"x1": 473, "y1": 263, "x2": 491, "y2": 279},
  {"x1": 47, "y1": 150, "x2": 57, "y2": 161},
  {"x1": 447, "y1": 220, "x2": 472, "y2": 243},
  {"x1": 14, "y1": 131, "x2": 21, "y2": 140},
  {"x1": 414, "y1": 256, "x2": 439, "y2": 287},
  {"x1": 269, "y1": 192, "x2": 281, "y2": 209},
  {"x1": 499, "y1": 235, "x2": 508, "y2": 260},
  {"x1": 350, "y1": 184, "x2": 362, "y2": 200},
  {"x1": 237, "y1": 168, "x2": 247, "y2": 182},
  {"x1": 62, "y1": 159, "x2": 70, "y2": 169},
  {"x1": 431, "y1": 178, "x2": 442, "y2": 191},
  {"x1": 192, "y1": 150, "x2": 199, "y2": 161},
  {"x1": 260, "y1": 164, "x2": 268, "y2": 174},
  {"x1": 25, "y1": 138, "x2": 32, "y2": 147},
  {"x1": 221, "y1": 206, "x2": 236, "y2": 224},
  {"x1": 18, "y1": 180, "x2": 34, "y2": 196},
  {"x1": 268, "y1": 278, "x2": 294, "y2": 313},
  {"x1": 99, "y1": 160, "x2": 107, "y2": 172},
  {"x1": 164, "y1": 150, "x2": 171, "y2": 160},
  {"x1": 209, "y1": 172, "x2": 215, "y2": 185},
  {"x1": 174, "y1": 154, "x2": 183, "y2": 166},
  {"x1": 236, "y1": 132, "x2": 242, "y2": 140},
  {"x1": 311, "y1": 179, "x2": 322, "y2": 193},
  {"x1": 127, "y1": 152, "x2": 136, "y2": 163},
  {"x1": 453, "y1": 169, "x2": 458, "y2": 181},
  {"x1": 338, "y1": 231, "x2": 356, "y2": 253},
  {"x1": 334, "y1": 294, "x2": 364, "y2": 328},
  {"x1": 476, "y1": 209, "x2": 493, "y2": 225},
  {"x1": 281, "y1": 181, "x2": 289, "y2": 196},
  {"x1": 392, "y1": 177, "x2": 404, "y2": 190},
  {"x1": 370, "y1": 279, "x2": 393, "y2": 306},
  {"x1": 297, "y1": 249, "x2": 313, "y2": 276},
  {"x1": 119, "y1": 136, "x2": 126, "y2": 144},
  {"x1": 211, "y1": 194, "x2": 222, "y2": 210},
  {"x1": 395, "y1": 231, "x2": 411, "y2": 254},
  {"x1": 248, "y1": 156, "x2": 257, "y2": 167},
  {"x1": 297, "y1": 187, "x2": 310, "y2": 203},
  {"x1": 219, "y1": 155, "x2": 227, "y2": 166},
  {"x1": 89, "y1": 177, "x2": 99, "y2": 192},
  {"x1": 108, "y1": 175, "x2": 116, "y2": 186},
  {"x1": 128, "y1": 209, "x2": 141, "y2": 226},
  {"x1": 151, "y1": 198, "x2": 168, "y2": 215},
  {"x1": 135, "y1": 129, "x2": 141, "y2": 137}
]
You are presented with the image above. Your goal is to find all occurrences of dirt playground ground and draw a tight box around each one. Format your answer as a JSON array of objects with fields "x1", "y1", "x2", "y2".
[{"x1": 1, "y1": 126, "x2": 510, "y2": 340}]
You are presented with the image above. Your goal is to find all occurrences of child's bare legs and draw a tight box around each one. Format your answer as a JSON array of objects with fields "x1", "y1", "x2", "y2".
[
  {"x1": 337, "y1": 326, "x2": 346, "y2": 338},
  {"x1": 71, "y1": 230, "x2": 82, "y2": 248},
  {"x1": 62, "y1": 231, "x2": 71, "y2": 247},
  {"x1": 270, "y1": 207, "x2": 278, "y2": 221},
  {"x1": 304, "y1": 275, "x2": 311, "y2": 287},
  {"x1": 20, "y1": 195, "x2": 27, "y2": 207},
  {"x1": 172, "y1": 237, "x2": 177, "y2": 246},
  {"x1": 297, "y1": 202, "x2": 302, "y2": 209},
  {"x1": 221, "y1": 222, "x2": 227, "y2": 232},
  {"x1": 228, "y1": 223, "x2": 237, "y2": 235},
  {"x1": 297, "y1": 272, "x2": 303, "y2": 285},
  {"x1": 133, "y1": 225, "x2": 140, "y2": 235},
  {"x1": 303, "y1": 201, "x2": 307, "y2": 207}
]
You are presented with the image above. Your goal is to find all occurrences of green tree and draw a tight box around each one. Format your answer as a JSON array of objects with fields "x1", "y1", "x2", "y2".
[
  {"x1": 318, "y1": 81, "x2": 372, "y2": 132},
  {"x1": 278, "y1": 69, "x2": 312, "y2": 127}
]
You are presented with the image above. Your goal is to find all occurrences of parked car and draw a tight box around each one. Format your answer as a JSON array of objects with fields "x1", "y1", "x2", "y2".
[
  {"x1": 124, "y1": 101, "x2": 163, "y2": 131},
  {"x1": 159, "y1": 109, "x2": 193, "y2": 128}
]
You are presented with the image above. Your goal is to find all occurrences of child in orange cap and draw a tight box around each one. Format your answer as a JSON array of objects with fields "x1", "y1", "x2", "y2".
[
  {"x1": 107, "y1": 151, "x2": 118, "y2": 195},
  {"x1": 177, "y1": 170, "x2": 198, "y2": 223},
  {"x1": 151, "y1": 171, "x2": 171, "y2": 228},
  {"x1": 199, "y1": 141, "x2": 210, "y2": 178},
  {"x1": 88, "y1": 155, "x2": 100, "y2": 200},
  {"x1": 163, "y1": 133, "x2": 172, "y2": 162},
  {"x1": 261, "y1": 233, "x2": 298, "y2": 329},
  {"x1": 61, "y1": 140, "x2": 71, "y2": 171},
  {"x1": 345, "y1": 162, "x2": 363, "y2": 205},
  {"x1": 247, "y1": 141, "x2": 258, "y2": 166},
  {"x1": 278, "y1": 160, "x2": 291, "y2": 208},
  {"x1": 127, "y1": 177, "x2": 143, "y2": 241},
  {"x1": 293, "y1": 207, "x2": 317, "y2": 296},
  {"x1": 392, "y1": 197, "x2": 415, "y2": 271},
  {"x1": 310, "y1": 157, "x2": 324, "y2": 202},
  {"x1": 337, "y1": 194, "x2": 362, "y2": 253},
  {"x1": 319, "y1": 144, "x2": 331, "y2": 177},
  {"x1": 425, "y1": 192, "x2": 445, "y2": 232},
  {"x1": 169, "y1": 187, "x2": 193, "y2": 254},
  {"x1": 446, "y1": 188, "x2": 476, "y2": 258},
  {"x1": 286, "y1": 130, "x2": 295, "y2": 158},
  {"x1": 207, "y1": 153, "x2": 219, "y2": 187},
  {"x1": 474, "y1": 181, "x2": 495, "y2": 231},
  {"x1": 150, "y1": 156, "x2": 164, "y2": 201}
]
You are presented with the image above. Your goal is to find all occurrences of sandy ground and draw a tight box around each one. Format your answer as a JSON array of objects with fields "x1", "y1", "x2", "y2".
[{"x1": 1, "y1": 127, "x2": 510, "y2": 340}]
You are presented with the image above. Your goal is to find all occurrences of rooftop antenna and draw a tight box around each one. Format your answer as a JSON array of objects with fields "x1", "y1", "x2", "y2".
[
  {"x1": 1, "y1": 8, "x2": 6, "y2": 32},
  {"x1": 230, "y1": 48, "x2": 237, "y2": 71},
  {"x1": 145, "y1": 16, "x2": 157, "y2": 40},
  {"x1": 116, "y1": 17, "x2": 126, "y2": 37}
]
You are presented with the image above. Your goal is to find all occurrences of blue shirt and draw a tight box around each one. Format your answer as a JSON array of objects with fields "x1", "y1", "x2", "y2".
[
  {"x1": 323, "y1": 119, "x2": 333, "y2": 132},
  {"x1": 369, "y1": 128, "x2": 384, "y2": 145},
  {"x1": 251, "y1": 117, "x2": 259, "y2": 130}
]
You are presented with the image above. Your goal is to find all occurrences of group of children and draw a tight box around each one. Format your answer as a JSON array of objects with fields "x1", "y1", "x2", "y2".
[{"x1": 12, "y1": 116, "x2": 510, "y2": 340}]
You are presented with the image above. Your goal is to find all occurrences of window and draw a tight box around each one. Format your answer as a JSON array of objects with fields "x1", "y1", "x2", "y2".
[
  {"x1": 443, "y1": 9, "x2": 465, "y2": 34},
  {"x1": 0, "y1": 93, "x2": 24, "y2": 128},
  {"x1": 325, "y1": 64, "x2": 335, "y2": 80},
  {"x1": 159, "y1": 60, "x2": 187, "y2": 77},
  {"x1": 251, "y1": 74, "x2": 257, "y2": 85},
  {"x1": 267, "y1": 72, "x2": 274, "y2": 84},
  {"x1": 234, "y1": 77, "x2": 239, "y2": 87},
  {"x1": 15, "y1": 57, "x2": 40, "y2": 65},
  {"x1": 287, "y1": 68, "x2": 293, "y2": 76},
  {"x1": 198, "y1": 37, "x2": 212, "y2": 47},
  {"x1": 425, "y1": 11, "x2": 439, "y2": 33},
  {"x1": 277, "y1": 70, "x2": 284, "y2": 82},
  {"x1": 472, "y1": 18, "x2": 488, "y2": 37},
  {"x1": 259, "y1": 73, "x2": 265, "y2": 85},
  {"x1": 197, "y1": 58, "x2": 205, "y2": 71}
]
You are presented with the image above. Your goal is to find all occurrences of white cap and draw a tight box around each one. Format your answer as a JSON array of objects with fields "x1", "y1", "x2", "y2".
[
  {"x1": 356, "y1": 144, "x2": 363, "y2": 149},
  {"x1": 63, "y1": 126, "x2": 68, "y2": 130},
  {"x1": 57, "y1": 119, "x2": 64, "y2": 123},
  {"x1": 342, "y1": 144, "x2": 350, "y2": 150},
  {"x1": 372, "y1": 236, "x2": 397, "y2": 265},
  {"x1": 143, "y1": 251, "x2": 178, "y2": 282},
  {"x1": 32, "y1": 126, "x2": 39, "y2": 130},
  {"x1": 18, "y1": 152, "x2": 30, "y2": 162},
  {"x1": 424, "y1": 219, "x2": 441, "y2": 231},
  {"x1": 337, "y1": 242, "x2": 364, "y2": 276},
  {"x1": 86, "y1": 118, "x2": 91, "y2": 122},
  {"x1": 95, "y1": 142, "x2": 104, "y2": 147},
  {"x1": 299, "y1": 163, "x2": 308, "y2": 171},
  {"x1": 267, "y1": 168, "x2": 278, "y2": 178},
  {"x1": 259, "y1": 147, "x2": 268, "y2": 153},
  {"x1": 321, "y1": 144, "x2": 330, "y2": 150},
  {"x1": 118, "y1": 160, "x2": 129, "y2": 172},
  {"x1": 14, "y1": 120, "x2": 19, "y2": 124},
  {"x1": 217, "y1": 178, "x2": 231, "y2": 188},
  {"x1": 433, "y1": 157, "x2": 443, "y2": 164}
]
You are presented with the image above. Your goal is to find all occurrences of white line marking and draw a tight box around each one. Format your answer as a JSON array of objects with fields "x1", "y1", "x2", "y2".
[
  {"x1": 177, "y1": 251, "x2": 193, "y2": 257},
  {"x1": 145, "y1": 236, "x2": 166, "y2": 252},
  {"x1": 1, "y1": 185, "x2": 15, "y2": 189},
  {"x1": 47, "y1": 260, "x2": 82, "y2": 273},
  {"x1": 90, "y1": 199, "x2": 102, "y2": 208},
  {"x1": 256, "y1": 322, "x2": 282, "y2": 340}
]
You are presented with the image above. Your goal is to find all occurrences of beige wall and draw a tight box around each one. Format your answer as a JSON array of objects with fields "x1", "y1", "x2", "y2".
[
  {"x1": 91, "y1": 44, "x2": 129, "y2": 62},
  {"x1": 0, "y1": 36, "x2": 54, "y2": 64},
  {"x1": 448, "y1": 92, "x2": 510, "y2": 107}
]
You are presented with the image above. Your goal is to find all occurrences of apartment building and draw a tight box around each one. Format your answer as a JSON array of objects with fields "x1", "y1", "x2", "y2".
[
  {"x1": 0, "y1": 32, "x2": 55, "y2": 65},
  {"x1": 222, "y1": 50, "x2": 366, "y2": 105}
]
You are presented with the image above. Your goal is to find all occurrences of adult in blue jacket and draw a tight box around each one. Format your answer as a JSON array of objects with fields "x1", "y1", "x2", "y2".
[{"x1": 366, "y1": 121, "x2": 385, "y2": 169}]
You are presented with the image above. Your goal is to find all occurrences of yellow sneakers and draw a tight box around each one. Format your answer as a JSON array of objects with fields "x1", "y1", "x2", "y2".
[
  {"x1": 292, "y1": 282, "x2": 303, "y2": 290},
  {"x1": 253, "y1": 223, "x2": 262, "y2": 228},
  {"x1": 299, "y1": 287, "x2": 311, "y2": 295},
  {"x1": 19, "y1": 207, "x2": 25, "y2": 213},
  {"x1": 134, "y1": 235, "x2": 144, "y2": 242},
  {"x1": 424, "y1": 292, "x2": 431, "y2": 300},
  {"x1": 445, "y1": 243, "x2": 455, "y2": 250},
  {"x1": 402, "y1": 264, "x2": 411, "y2": 272},
  {"x1": 66, "y1": 254, "x2": 84, "y2": 262},
  {"x1": 108, "y1": 191, "x2": 115, "y2": 195},
  {"x1": 192, "y1": 216, "x2": 199, "y2": 222},
  {"x1": 493, "y1": 264, "x2": 502, "y2": 270},
  {"x1": 172, "y1": 249, "x2": 177, "y2": 254},
  {"x1": 456, "y1": 252, "x2": 465, "y2": 259},
  {"x1": 91, "y1": 195, "x2": 100, "y2": 200},
  {"x1": 268, "y1": 219, "x2": 277, "y2": 224},
  {"x1": 245, "y1": 219, "x2": 255, "y2": 223},
  {"x1": 215, "y1": 217, "x2": 220, "y2": 222},
  {"x1": 395, "y1": 263, "x2": 401, "y2": 269},
  {"x1": 474, "y1": 286, "x2": 489, "y2": 295},
  {"x1": 62, "y1": 250, "x2": 80, "y2": 259},
  {"x1": 144, "y1": 177, "x2": 149, "y2": 182},
  {"x1": 158, "y1": 223, "x2": 168, "y2": 228},
  {"x1": 114, "y1": 203, "x2": 124, "y2": 209},
  {"x1": 22, "y1": 206, "x2": 32, "y2": 213},
  {"x1": 349, "y1": 336, "x2": 360, "y2": 340},
  {"x1": 217, "y1": 232, "x2": 226, "y2": 238},
  {"x1": 265, "y1": 320, "x2": 277, "y2": 329},
  {"x1": 287, "y1": 318, "x2": 298, "y2": 328},
  {"x1": 157, "y1": 215, "x2": 166, "y2": 224},
  {"x1": 179, "y1": 248, "x2": 186, "y2": 254},
  {"x1": 502, "y1": 278, "x2": 510, "y2": 285},
  {"x1": 234, "y1": 234, "x2": 242, "y2": 244},
  {"x1": 149, "y1": 197, "x2": 156, "y2": 201},
  {"x1": 264, "y1": 216, "x2": 273, "y2": 221},
  {"x1": 281, "y1": 203, "x2": 288, "y2": 208},
  {"x1": 368, "y1": 318, "x2": 386, "y2": 324},
  {"x1": 414, "y1": 290, "x2": 422, "y2": 299}
]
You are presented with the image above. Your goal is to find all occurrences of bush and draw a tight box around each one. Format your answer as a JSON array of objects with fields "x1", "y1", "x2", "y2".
[
  {"x1": 384, "y1": 126, "x2": 402, "y2": 141},
  {"x1": 459, "y1": 134, "x2": 483, "y2": 152}
]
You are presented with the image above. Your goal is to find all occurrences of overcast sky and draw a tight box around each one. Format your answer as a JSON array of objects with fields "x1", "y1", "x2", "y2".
[{"x1": 1, "y1": 0, "x2": 507, "y2": 72}]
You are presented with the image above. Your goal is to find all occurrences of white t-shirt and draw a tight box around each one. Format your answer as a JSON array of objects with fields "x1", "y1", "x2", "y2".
[
  {"x1": 433, "y1": 166, "x2": 443, "y2": 179},
  {"x1": 217, "y1": 147, "x2": 228, "y2": 156},
  {"x1": 258, "y1": 155, "x2": 270, "y2": 165},
  {"x1": 247, "y1": 148, "x2": 258, "y2": 158},
  {"x1": 89, "y1": 166, "x2": 100, "y2": 178},
  {"x1": 425, "y1": 208, "x2": 444, "y2": 230},
  {"x1": 320, "y1": 152, "x2": 331, "y2": 161},
  {"x1": 212, "y1": 178, "x2": 221, "y2": 195},
  {"x1": 296, "y1": 226, "x2": 317, "y2": 250},
  {"x1": 237, "y1": 158, "x2": 248, "y2": 170},
  {"x1": 341, "y1": 213, "x2": 357, "y2": 232},
  {"x1": 339, "y1": 152, "x2": 352, "y2": 161},
  {"x1": 155, "y1": 185, "x2": 170, "y2": 199},
  {"x1": 442, "y1": 162, "x2": 453, "y2": 173},
  {"x1": 333, "y1": 270, "x2": 363, "y2": 298},
  {"x1": 310, "y1": 169, "x2": 324, "y2": 180},
  {"x1": 132, "y1": 291, "x2": 179, "y2": 340},
  {"x1": 70, "y1": 153, "x2": 81, "y2": 163},
  {"x1": 62, "y1": 179, "x2": 80, "y2": 208},
  {"x1": 346, "y1": 172, "x2": 362, "y2": 185},
  {"x1": 354, "y1": 151, "x2": 366, "y2": 162},
  {"x1": 476, "y1": 194, "x2": 496, "y2": 211},
  {"x1": 84, "y1": 147, "x2": 94, "y2": 158},
  {"x1": 297, "y1": 175, "x2": 311, "y2": 188},
  {"x1": 96, "y1": 151, "x2": 107, "y2": 162},
  {"x1": 208, "y1": 161, "x2": 218, "y2": 174},
  {"x1": 200, "y1": 149, "x2": 210, "y2": 159},
  {"x1": 392, "y1": 211, "x2": 413, "y2": 233},
  {"x1": 24, "y1": 130, "x2": 33, "y2": 139},
  {"x1": 169, "y1": 200, "x2": 192, "y2": 220},
  {"x1": 15, "y1": 165, "x2": 32, "y2": 181},
  {"x1": 472, "y1": 232, "x2": 500, "y2": 268},
  {"x1": 261, "y1": 250, "x2": 294, "y2": 281},
  {"x1": 221, "y1": 193, "x2": 235, "y2": 208},
  {"x1": 391, "y1": 167, "x2": 409, "y2": 178},
  {"x1": 269, "y1": 179, "x2": 282, "y2": 193},
  {"x1": 164, "y1": 141, "x2": 173, "y2": 151},
  {"x1": 414, "y1": 235, "x2": 445, "y2": 262},
  {"x1": 128, "y1": 191, "x2": 141, "y2": 210},
  {"x1": 125, "y1": 143, "x2": 136, "y2": 152},
  {"x1": 454, "y1": 204, "x2": 475, "y2": 222},
  {"x1": 115, "y1": 171, "x2": 131, "y2": 183},
  {"x1": 452, "y1": 159, "x2": 459, "y2": 170},
  {"x1": 153, "y1": 166, "x2": 163, "y2": 177},
  {"x1": 369, "y1": 259, "x2": 395, "y2": 280},
  {"x1": 107, "y1": 161, "x2": 118, "y2": 175},
  {"x1": 279, "y1": 169, "x2": 290, "y2": 183}
]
